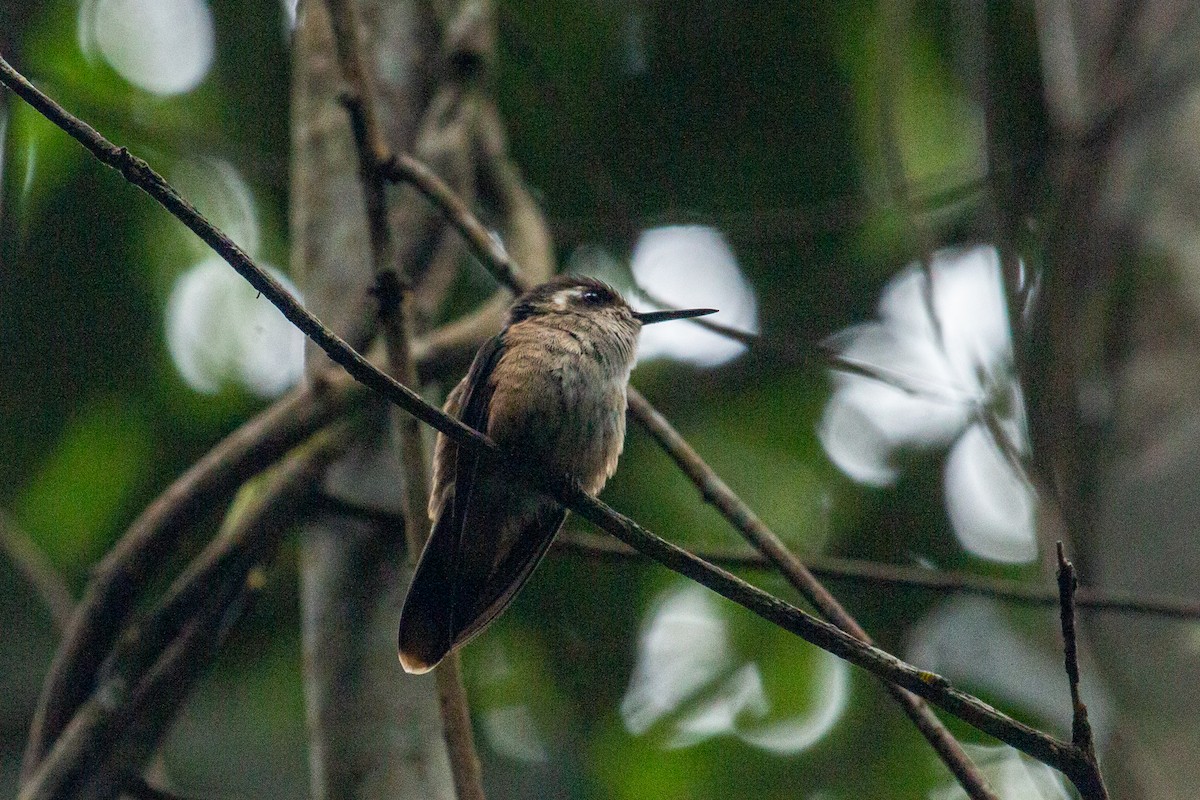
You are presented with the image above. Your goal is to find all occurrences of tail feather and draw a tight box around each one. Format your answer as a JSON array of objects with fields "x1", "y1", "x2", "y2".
[
  {"x1": 397, "y1": 512, "x2": 457, "y2": 674},
  {"x1": 397, "y1": 482, "x2": 566, "y2": 673}
]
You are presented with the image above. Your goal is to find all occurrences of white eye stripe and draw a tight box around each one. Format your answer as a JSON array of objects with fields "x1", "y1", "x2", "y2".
[{"x1": 552, "y1": 290, "x2": 577, "y2": 310}]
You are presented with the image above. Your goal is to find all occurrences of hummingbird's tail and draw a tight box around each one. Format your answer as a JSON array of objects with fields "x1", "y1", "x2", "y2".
[
  {"x1": 397, "y1": 605, "x2": 450, "y2": 675},
  {"x1": 398, "y1": 513, "x2": 457, "y2": 674},
  {"x1": 398, "y1": 486, "x2": 567, "y2": 674}
]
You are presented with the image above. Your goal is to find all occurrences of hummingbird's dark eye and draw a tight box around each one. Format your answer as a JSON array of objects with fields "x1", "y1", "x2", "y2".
[{"x1": 580, "y1": 289, "x2": 604, "y2": 306}]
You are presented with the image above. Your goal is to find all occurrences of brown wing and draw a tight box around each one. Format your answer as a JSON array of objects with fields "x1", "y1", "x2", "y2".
[
  {"x1": 450, "y1": 484, "x2": 567, "y2": 647},
  {"x1": 398, "y1": 333, "x2": 504, "y2": 673}
]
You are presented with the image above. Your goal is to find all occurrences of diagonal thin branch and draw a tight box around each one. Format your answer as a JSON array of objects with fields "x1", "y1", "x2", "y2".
[
  {"x1": 382, "y1": 153, "x2": 526, "y2": 290},
  {"x1": 555, "y1": 478, "x2": 1082, "y2": 775},
  {"x1": 627, "y1": 392, "x2": 997, "y2": 800},
  {"x1": 0, "y1": 54, "x2": 490, "y2": 454},
  {"x1": 0, "y1": 53, "x2": 1104, "y2": 792}
]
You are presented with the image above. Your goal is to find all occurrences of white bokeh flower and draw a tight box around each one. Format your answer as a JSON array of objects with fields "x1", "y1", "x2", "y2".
[
  {"x1": 620, "y1": 583, "x2": 849, "y2": 754},
  {"x1": 166, "y1": 258, "x2": 306, "y2": 398},
  {"x1": 79, "y1": 0, "x2": 215, "y2": 96},
  {"x1": 818, "y1": 245, "x2": 1037, "y2": 563},
  {"x1": 927, "y1": 743, "x2": 1071, "y2": 800},
  {"x1": 629, "y1": 225, "x2": 759, "y2": 368},
  {"x1": 163, "y1": 161, "x2": 304, "y2": 399}
]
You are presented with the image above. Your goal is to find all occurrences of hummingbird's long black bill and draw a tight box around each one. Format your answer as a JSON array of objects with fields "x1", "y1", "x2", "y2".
[{"x1": 633, "y1": 307, "x2": 718, "y2": 325}]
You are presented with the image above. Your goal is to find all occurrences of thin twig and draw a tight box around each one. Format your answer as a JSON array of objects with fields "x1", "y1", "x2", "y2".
[
  {"x1": 322, "y1": 1, "x2": 488, "y2": 796},
  {"x1": 555, "y1": 530, "x2": 1200, "y2": 619},
  {"x1": 637, "y1": 286, "x2": 975, "y2": 405},
  {"x1": 0, "y1": 509, "x2": 75, "y2": 634},
  {"x1": 434, "y1": 660, "x2": 484, "y2": 799},
  {"x1": 339, "y1": 88, "x2": 394, "y2": 294},
  {"x1": 0, "y1": 54, "x2": 1102, "y2": 790},
  {"x1": 1055, "y1": 542, "x2": 1086, "y2": 744},
  {"x1": 978, "y1": 0, "x2": 1028, "y2": 353},
  {"x1": 1055, "y1": 542, "x2": 1108, "y2": 800},
  {"x1": 315, "y1": 497, "x2": 1200, "y2": 620},
  {"x1": 323, "y1": 0, "x2": 437, "y2": 558},
  {"x1": 390, "y1": 101, "x2": 558, "y2": 370},
  {"x1": 383, "y1": 153, "x2": 526, "y2": 290},
  {"x1": 327, "y1": 11, "x2": 409, "y2": 389}
]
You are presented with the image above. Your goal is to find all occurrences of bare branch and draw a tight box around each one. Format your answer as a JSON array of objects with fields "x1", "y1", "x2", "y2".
[
  {"x1": 0, "y1": 54, "x2": 490, "y2": 454},
  {"x1": 405, "y1": 96, "x2": 562, "y2": 372},
  {"x1": 322, "y1": 0, "x2": 489, "y2": 796},
  {"x1": 627, "y1": 392, "x2": 996, "y2": 800},
  {"x1": 1055, "y1": 542, "x2": 1108, "y2": 800},
  {"x1": 433, "y1": 662, "x2": 483, "y2": 800},
  {"x1": 382, "y1": 153, "x2": 527, "y2": 291}
]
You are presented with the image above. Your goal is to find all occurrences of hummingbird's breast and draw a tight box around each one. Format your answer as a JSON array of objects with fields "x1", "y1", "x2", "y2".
[{"x1": 487, "y1": 316, "x2": 637, "y2": 495}]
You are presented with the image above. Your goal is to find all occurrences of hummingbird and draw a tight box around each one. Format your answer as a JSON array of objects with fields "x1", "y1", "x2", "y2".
[{"x1": 397, "y1": 275, "x2": 716, "y2": 673}]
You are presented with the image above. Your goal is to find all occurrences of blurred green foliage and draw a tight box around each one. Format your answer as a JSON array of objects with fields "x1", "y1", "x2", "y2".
[{"x1": 0, "y1": 1, "x2": 1060, "y2": 798}]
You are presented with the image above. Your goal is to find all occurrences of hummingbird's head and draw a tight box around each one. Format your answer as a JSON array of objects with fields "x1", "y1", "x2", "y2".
[{"x1": 507, "y1": 275, "x2": 716, "y2": 334}]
